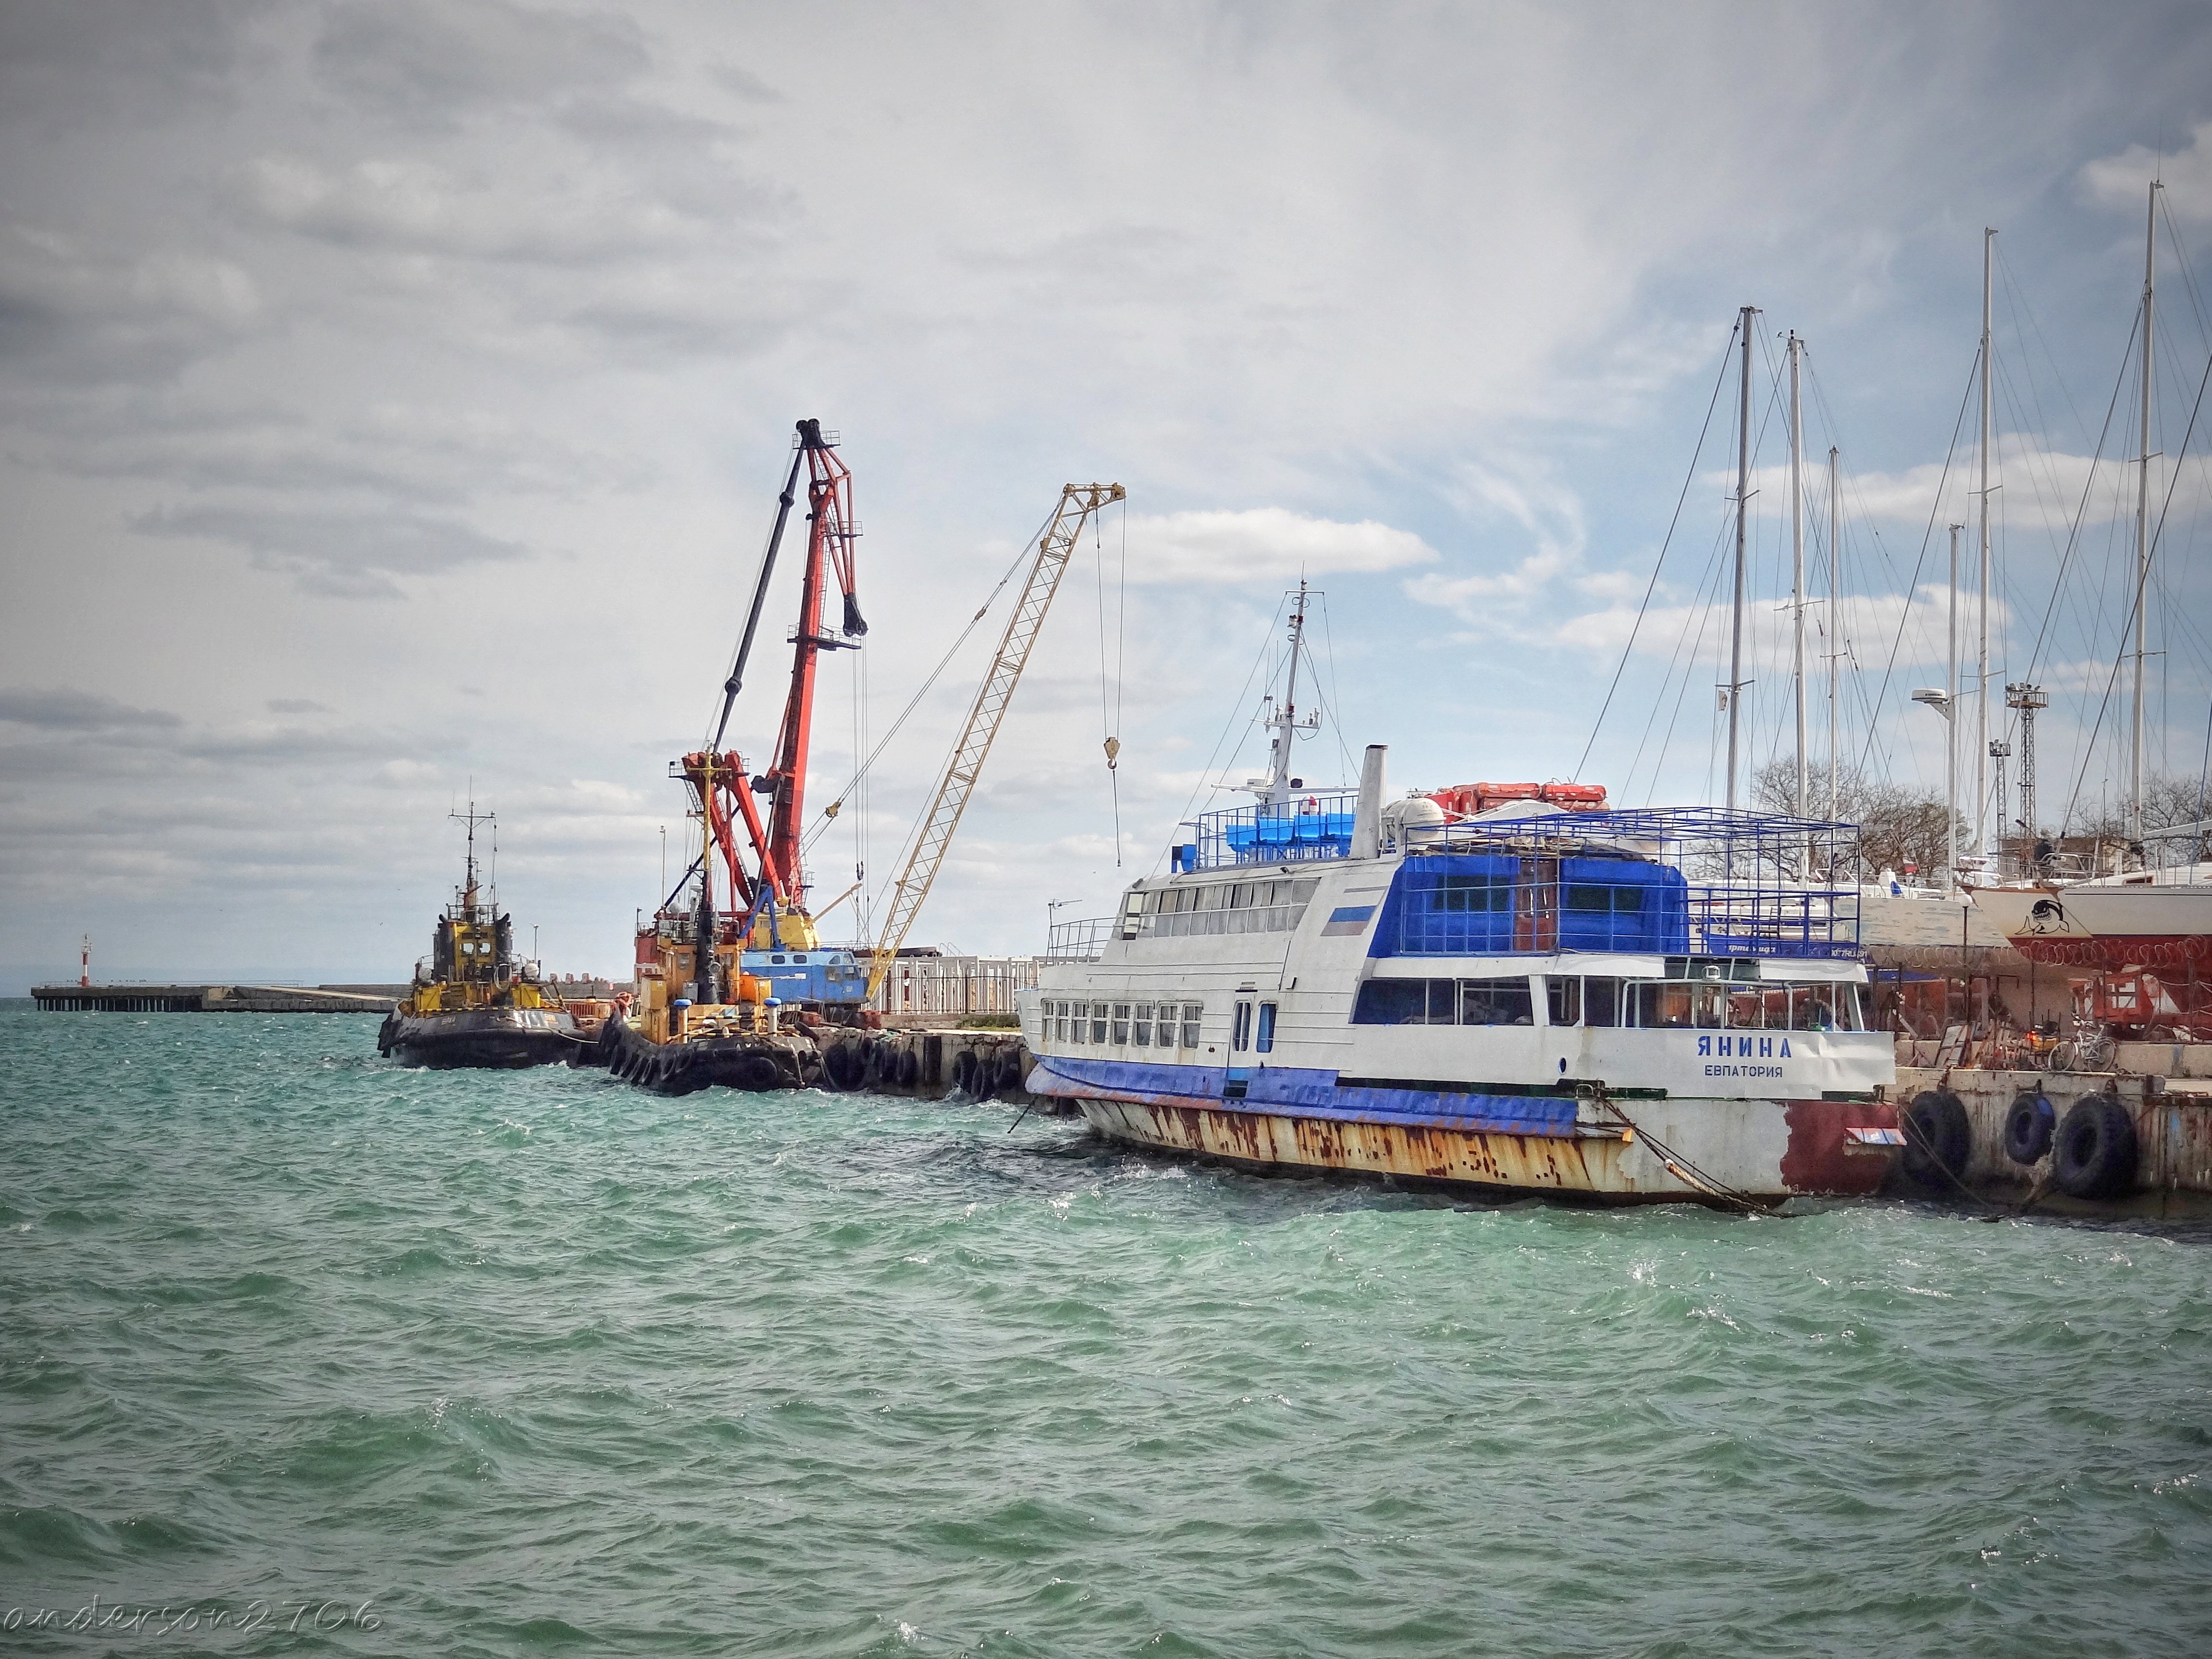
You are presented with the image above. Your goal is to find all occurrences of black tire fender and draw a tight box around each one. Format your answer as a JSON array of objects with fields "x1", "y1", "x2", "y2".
[
  {"x1": 824, "y1": 1040, "x2": 866, "y2": 1092},
  {"x1": 998, "y1": 1049, "x2": 1026, "y2": 1094},
  {"x1": 953, "y1": 1049, "x2": 979, "y2": 1096},
  {"x1": 736, "y1": 1053, "x2": 781, "y2": 1093},
  {"x1": 896, "y1": 1048, "x2": 920, "y2": 1089},
  {"x1": 2003, "y1": 1090, "x2": 2056, "y2": 1166},
  {"x1": 2054, "y1": 1094, "x2": 2138, "y2": 1199},
  {"x1": 1902, "y1": 1089, "x2": 1971, "y2": 1189}
]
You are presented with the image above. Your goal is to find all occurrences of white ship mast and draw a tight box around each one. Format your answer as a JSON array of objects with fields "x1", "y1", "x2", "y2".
[
  {"x1": 1977, "y1": 226, "x2": 1996, "y2": 859},
  {"x1": 2129, "y1": 181, "x2": 2160, "y2": 842},
  {"x1": 1248, "y1": 580, "x2": 1321, "y2": 809}
]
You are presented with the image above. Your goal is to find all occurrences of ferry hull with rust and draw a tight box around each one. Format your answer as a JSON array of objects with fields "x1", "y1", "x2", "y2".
[{"x1": 1065, "y1": 1091, "x2": 1899, "y2": 1203}]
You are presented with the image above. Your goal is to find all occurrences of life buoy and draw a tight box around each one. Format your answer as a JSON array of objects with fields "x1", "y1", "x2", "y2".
[
  {"x1": 2054, "y1": 1094, "x2": 2137, "y2": 1199},
  {"x1": 1902, "y1": 1089, "x2": 1971, "y2": 1190},
  {"x1": 2003, "y1": 1090, "x2": 2055, "y2": 1166}
]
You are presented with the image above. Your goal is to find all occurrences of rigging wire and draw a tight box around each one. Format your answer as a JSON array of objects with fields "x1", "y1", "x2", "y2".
[
  {"x1": 2056, "y1": 315, "x2": 2212, "y2": 831},
  {"x1": 798, "y1": 501, "x2": 1066, "y2": 862},
  {"x1": 1314, "y1": 589, "x2": 1359, "y2": 785},
  {"x1": 1850, "y1": 357, "x2": 1981, "y2": 781},
  {"x1": 1574, "y1": 315, "x2": 1739, "y2": 782},
  {"x1": 1148, "y1": 595, "x2": 1292, "y2": 877}
]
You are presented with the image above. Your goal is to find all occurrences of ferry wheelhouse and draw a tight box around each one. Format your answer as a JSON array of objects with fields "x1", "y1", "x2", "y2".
[{"x1": 1023, "y1": 746, "x2": 1903, "y2": 1204}]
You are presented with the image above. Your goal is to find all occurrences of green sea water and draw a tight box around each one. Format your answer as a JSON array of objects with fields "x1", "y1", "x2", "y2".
[{"x1": 2, "y1": 1004, "x2": 2209, "y2": 1657}]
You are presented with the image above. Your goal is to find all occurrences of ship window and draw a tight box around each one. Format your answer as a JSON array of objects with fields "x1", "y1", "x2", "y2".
[
  {"x1": 1091, "y1": 1002, "x2": 1109, "y2": 1044},
  {"x1": 1787, "y1": 987, "x2": 1841, "y2": 1031},
  {"x1": 1256, "y1": 1003, "x2": 1277, "y2": 1053},
  {"x1": 793, "y1": 953, "x2": 808, "y2": 963},
  {"x1": 1052, "y1": 1002, "x2": 1068, "y2": 1042},
  {"x1": 1066, "y1": 1004, "x2": 1083, "y2": 1044},
  {"x1": 1198, "y1": 885, "x2": 1230, "y2": 911},
  {"x1": 1112, "y1": 1004, "x2": 1131, "y2": 1044},
  {"x1": 1564, "y1": 883, "x2": 1640, "y2": 914},
  {"x1": 771, "y1": 954, "x2": 786, "y2": 965},
  {"x1": 1232, "y1": 1001, "x2": 1252, "y2": 1051},
  {"x1": 1546, "y1": 977, "x2": 1581, "y2": 1027},
  {"x1": 1133, "y1": 1004, "x2": 1153, "y2": 1045},
  {"x1": 1433, "y1": 875, "x2": 1511, "y2": 913},
  {"x1": 1353, "y1": 979, "x2": 1448, "y2": 1024},
  {"x1": 1181, "y1": 1003, "x2": 1203, "y2": 1047},
  {"x1": 1636, "y1": 983, "x2": 1694, "y2": 1029},
  {"x1": 1583, "y1": 978, "x2": 1623, "y2": 1027},
  {"x1": 1119, "y1": 891, "x2": 1145, "y2": 940},
  {"x1": 1460, "y1": 977, "x2": 1534, "y2": 1026}
]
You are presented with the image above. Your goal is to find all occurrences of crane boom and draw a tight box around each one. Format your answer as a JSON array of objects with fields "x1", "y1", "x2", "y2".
[{"x1": 866, "y1": 481, "x2": 1125, "y2": 998}]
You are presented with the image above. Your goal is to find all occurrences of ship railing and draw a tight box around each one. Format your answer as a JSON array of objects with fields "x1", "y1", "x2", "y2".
[
  {"x1": 1189, "y1": 793, "x2": 1362, "y2": 869},
  {"x1": 1188, "y1": 799, "x2": 1861, "y2": 873},
  {"x1": 1046, "y1": 917, "x2": 1116, "y2": 961},
  {"x1": 1685, "y1": 883, "x2": 1862, "y2": 960}
]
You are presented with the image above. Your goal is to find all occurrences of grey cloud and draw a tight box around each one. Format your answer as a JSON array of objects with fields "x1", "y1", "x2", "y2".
[
  {"x1": 240, "y1": 153, "x2": 740, "y2": 266},
  {"x1": 0, "y1": 226, "x2": 261, "y2": 382},
  {"x1": 312, "y1": 0, "x2": 649, "y2": 122},
  {"x1": 266, "y1": 697, "x2": 328, "y2": 713},
  {"x1": 132, "y1": 502, "x2": 532, "y2": 597},
  {"x1": 32, "y1": 396, "x2": 635, "y2": 506},
  {"x1": 0, "y1": 0, "x2": 266, "y2": 126},
  {"x1": 0, "y1": 686, "x2": 185, "y2": 731},
  {"x1": 707, "y1": 63, "x2": 784, "y2": 105}
]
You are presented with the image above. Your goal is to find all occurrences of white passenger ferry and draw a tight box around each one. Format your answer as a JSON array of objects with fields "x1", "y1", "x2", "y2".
[{"x1": 1020, "y1": 607, "x2": 1902, "y2": 1205}]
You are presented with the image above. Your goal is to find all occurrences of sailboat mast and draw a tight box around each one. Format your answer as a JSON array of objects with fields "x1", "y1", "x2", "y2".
[
  {"x1": 1827, "y1": 446, "x2": 1840, "y2": 825},
  {"x1": 1977, "y1": 228, "x2": 1995, "y2": 858},
  {"x1": 1726, "y1": 305, "x2": 1755, "y2": 812},
  {"x1": 2130, "y1": 182, "x2": 2159, "y2": 841},
  {"x1": 1789, "y1": 332, "x2": 1806, "y2": 817},
  {"x1": 1947, "y1": 524, "x2": 1962, "y2": 891}
]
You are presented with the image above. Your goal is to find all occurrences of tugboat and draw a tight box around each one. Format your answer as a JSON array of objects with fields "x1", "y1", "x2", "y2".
[
  {"x1": 1019, "y1": 592, "x2": 1903, "y2": 1206},
  {"x1": 600, "y1": 419, "x2": 878, "y2": 1095},
  {"x1": 377, "y1": 804, "x2": 585, "y2": 1069}
]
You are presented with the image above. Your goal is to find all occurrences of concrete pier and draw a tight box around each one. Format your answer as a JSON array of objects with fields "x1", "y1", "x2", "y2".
[
  {"x1": 1894, "y1": 1057, "x2": 2212, "y2": 1216},
  {"x1": 32, "y1": 983, "x2": 403, "y2": 1013}
]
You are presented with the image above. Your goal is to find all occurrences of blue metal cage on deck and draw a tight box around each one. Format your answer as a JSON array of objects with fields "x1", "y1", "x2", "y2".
[{"x1": 1188, "y1": 798, "x2": 1861, "y2": 960}]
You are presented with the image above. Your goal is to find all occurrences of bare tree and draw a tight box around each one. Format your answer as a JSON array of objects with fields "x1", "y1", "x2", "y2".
[{"x1": 1750, "y1": 758, "x2": 1962, "y2": 878}]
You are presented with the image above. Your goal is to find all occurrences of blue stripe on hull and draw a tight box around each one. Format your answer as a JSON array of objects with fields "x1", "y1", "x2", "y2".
[{"x1": 1029, "y1": 1054, "x2": 1577, "y2": 1139}]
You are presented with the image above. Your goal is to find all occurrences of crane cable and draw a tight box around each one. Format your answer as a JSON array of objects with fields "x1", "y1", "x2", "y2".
[
  {"x1": 1095, "y1": 499, "x2": 1127, "y2": 866},
  {"x1": 798, "y1": 500, "x2": 1069, "y2": 862}
]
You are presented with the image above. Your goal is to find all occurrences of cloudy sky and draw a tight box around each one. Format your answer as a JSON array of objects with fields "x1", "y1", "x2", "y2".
[{"x1": 5, "y1": 0, "x2": 2212, "y2": 987}]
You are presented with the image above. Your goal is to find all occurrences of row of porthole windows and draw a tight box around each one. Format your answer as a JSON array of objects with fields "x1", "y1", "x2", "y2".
[{"x1": 1046, "y1": 999, "x2": 1204, "y2": 1049}]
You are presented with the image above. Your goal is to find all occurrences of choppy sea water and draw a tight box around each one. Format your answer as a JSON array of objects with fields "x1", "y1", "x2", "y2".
[{"x1": 2, "y1": 1005, "x2": 2209, "y2": 1658}]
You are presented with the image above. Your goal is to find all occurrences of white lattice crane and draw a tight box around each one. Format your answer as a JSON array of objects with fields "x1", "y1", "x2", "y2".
[{"x1": 865, "y1": 482, "x2": 1126, "y2": 999}]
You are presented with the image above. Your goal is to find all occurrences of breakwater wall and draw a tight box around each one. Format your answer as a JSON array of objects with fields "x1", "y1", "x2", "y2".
[
  {"x1": 34, "y1": 978, "x2": 628, "y2": 1014},
  {"x1": 34, "y1": 983, "x2": 401, "y2": 1013}
]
